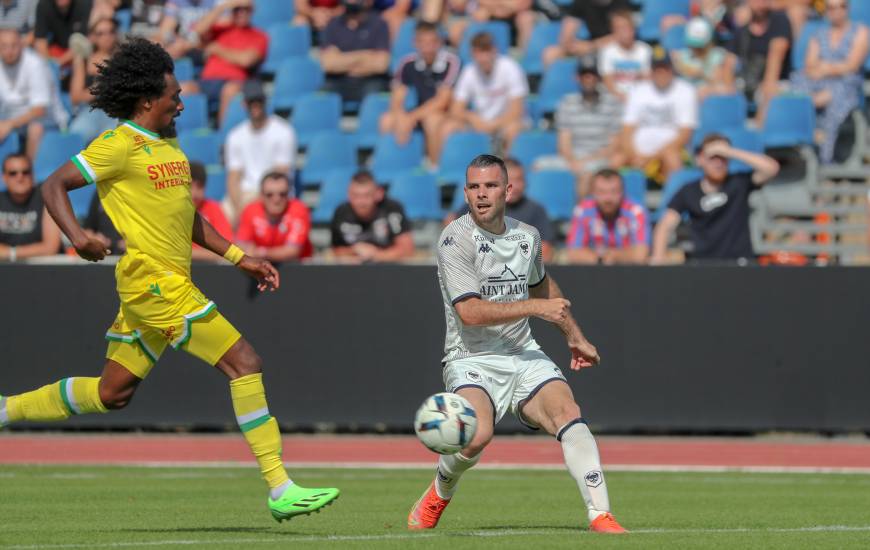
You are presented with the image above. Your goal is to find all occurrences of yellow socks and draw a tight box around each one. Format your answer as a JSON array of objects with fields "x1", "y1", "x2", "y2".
[
  {"x1": 6, "y1": 377, "x2": 108, "y2": 422},
  {"x1": 230, "y1": 373, "x2": 290, "y2": 492}
]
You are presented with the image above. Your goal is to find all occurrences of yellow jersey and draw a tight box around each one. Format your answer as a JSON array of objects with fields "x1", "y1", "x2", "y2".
[{"x1": 72, "y1": 120, "x2": 195, "y2": 296}]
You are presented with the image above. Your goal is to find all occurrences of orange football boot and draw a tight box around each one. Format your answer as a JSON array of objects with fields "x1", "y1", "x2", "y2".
[
  {"x1": 407, "y1": 482, "x2": 450, "y2": 529},
  {"x1": 589, "y1": 512, "x2": 627, "y2": 534}
]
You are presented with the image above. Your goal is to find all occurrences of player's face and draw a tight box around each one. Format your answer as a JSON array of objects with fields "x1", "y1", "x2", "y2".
[
  {"x1": 0, "y1": 30, "x2": 22, "y2": 66},
  {"x1": 261, "y1": 177, "x2": 290, "y2": 217},
  {"x1": 156, "y1": 73, "x2": 183, "y2": 138},
  {"x1": 415, "y1": 30, "x2": 441, "y2": 64},
  {"x1": 348, "y1": 181, "x2": 380, "y2": 220},
  {"x1": 506, "y1": 164, "x2": 524, "y2": 204},
  {"x1": 465, "y1": 166, "x2": 510, "y2": 229},
  {"x1": 592, "y1": 175, "x2": 623, "y2": 219},
  {"x1": 2, "y1": 157, "x2": 34, "y2": 197}
]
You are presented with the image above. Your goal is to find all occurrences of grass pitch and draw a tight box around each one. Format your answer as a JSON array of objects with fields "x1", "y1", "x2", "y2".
[{"x1": 1, "y1": 466, "x2": 869, "y2": 549}]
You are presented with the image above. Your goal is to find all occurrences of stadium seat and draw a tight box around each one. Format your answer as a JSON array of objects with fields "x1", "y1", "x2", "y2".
[
  {"x1": 698, "y1": 94, "x2": 748, "y2": 134},
  {"x1": 389, "y1": 171, "x2": 442, "y2": 220},
  {"x1": 0, "y1": 134, "x2": 20, "y2": 177},
  {"x1": 391, "y1": 19, "x2": 418, "y2": 73},
  {"x1": 251, "y1": 0, "x2": 295, "y2": 29},
  {"x1": 114, "y1": 8, "x2": 132, "y2": 32},
  {"x1": 450, "y1": 184, "x2": 468, "y2": 211},
  {"x1": 761, "y1": 94, "x2": 816, "y2": 148},
  {"x1": 354, "y1": 93, "x2": 391, "y2": 150},
  {"x1": 526, "y1": 170, "x2": 577, "y2": 221},
  {"x1": 291, "y1": 92, "x2": 342, "y2": 149},
  {"x1": 538, "y1": 59, "x2": 580, "y2": 114},
  {"x1": 176, "y1": 93, "x2": 209, "y2": 132},
  {"x1": 438, "y1": 131, "x2": 491, "y2": 186},
  {"x1": 178, "y1": 131, "x2": 221, "y2": 166},
  {"x1": 511, "y1": 130, "x2": 557, "y2": 170},
  {"x1": 273, "y1": 57, "x2": 324, "y2": 112},
  {"x1": 850, "y1": 1, "x2": 870, "y2": 26},
  {"x1": 263, "y1": 25, "x2": 312, "y2": 75},
  {"x1": 34, "y1": 132, "x2": 85, "y2": 182},
  {"x1": 300, "y1": 130, "x2": 357, "y2": 186},
  {"x1": 175, "y1": 57, "x2": 195, "y2": 82},
  {"x1": 205, "y1": 166, "x2": 227, "y2": 202},
  {"x1": 620, "y1": 169, "x2": 647, "y2": 205},
  {"x1": 661, "y1": 24, "x2": 686, "y2": 51},
  {"x1": 791, "y1": 19, "x2": 826, "y2": 72},
  {"x1": 639, "y1": 0, "x2": 691, "y2": 42},
  {"x1": 370, "y1": 132, "x2": 424, "y2": 184},
  {"x1": 68, "y1": 184, "x2": 96, "y2": 219},
  {"x1": 458, "y1": 21, "x2": 510, "y2": 64},
  {"x1": 723, "y1": 127, "x2": 764, "y2": 174},
  {"x1": 521, "y1": 21, "x2": 589, "y2": 77},
  {"x1": 653, "y1": 167, "x2": 702, "y2": 221},
  {"x1": 311, "y1": 167, "x2": 356, "y2": 223}
]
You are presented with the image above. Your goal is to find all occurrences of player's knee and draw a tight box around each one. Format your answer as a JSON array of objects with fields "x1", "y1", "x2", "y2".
[
  {"x1": 98, "y1": 383, "x2": 135, "y2": 410},
  {"x1": 234, "y1": 340, "x2": 263, "y2": 377},
  {"x1": 551, "y1": 403, "x2": 581, "y2": 430},
  {"x1": 464, "y1": 424, "x2": 493, "y2": 456}
]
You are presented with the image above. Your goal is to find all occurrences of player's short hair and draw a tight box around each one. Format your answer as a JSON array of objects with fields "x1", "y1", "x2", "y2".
[
  {"x1": 260, "y1": 171, "x2": 291, "y2": 190},
  {"x1": 2, "y1": 153, "x2": 30, "y2": 173},
  {"x1": 90, "y1": 37, "x2": 174, "y2": 120},
  {"x1": 415, "y1": 21, "x2": 439, "y2": 35},
  {"x1": 467, "y1": 154, "x2": 508, "y2": 185},
  {"x1": 351, "y1": 169, "x2": 376, "y2": 186},
  {"x1": 470, "y1": 32, "x2": 494, "y2": 51},
  {"x1": 189, "y1": 161, "x2": 206, "y2": 186},
  {"x1": 591, "y1": 168, "x2": 623, "y2": 188},
  {"x1": 610, "y1": 9, "x2": 634, "y2": 25},
  {"x1": 695, "y1": 132, "x2": 731, "y2": 154}
]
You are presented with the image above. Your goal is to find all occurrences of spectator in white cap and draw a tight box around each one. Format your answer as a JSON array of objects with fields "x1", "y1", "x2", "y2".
[{"x1": 673, "y1": 17, "x2": 736, "y2": 100}]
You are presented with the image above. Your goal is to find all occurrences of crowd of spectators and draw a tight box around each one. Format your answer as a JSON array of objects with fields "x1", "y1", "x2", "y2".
[{"x1": 1, "y1": 0, "x2": 868, "y2": 266}]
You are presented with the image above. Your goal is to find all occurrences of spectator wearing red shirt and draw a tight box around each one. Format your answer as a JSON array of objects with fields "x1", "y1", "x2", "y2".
[
  {"x1": 565, "y1": 168, "x2": 649, "y2": 265},
  {"x1": 189, "y1": 161, "x2": 234, "y2": 262},
  {"x1": 237, "y1": 171, "x2": 313, "y2": 262},
  {"x1": 193, "y1": 0, "x2": 268, "y2": 124}
]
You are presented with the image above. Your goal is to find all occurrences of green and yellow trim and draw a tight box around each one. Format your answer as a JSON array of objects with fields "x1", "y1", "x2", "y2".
[
  {"x1": 122, "y1": 120, "x2": 160, "y2": 140},
  {"x1": 59, "y1": 378, "x2": 81, "y2": 415},
  {"x1": 71, "y1": 154, "x2": 96, "y2": 185},
  {"x1": 170, "y1": 301, "x2": 216, "y2": 350},
  {"x1": 237, "y1": 407, "x2": 272, "y2": 433},
  {"x1": 105, "y1": 330, "x2": 158, "y2": 365}
]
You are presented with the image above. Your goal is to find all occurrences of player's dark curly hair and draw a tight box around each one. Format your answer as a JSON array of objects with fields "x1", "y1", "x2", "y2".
[{"x1": 89, "y1": 37, "x2": 174, "y2": 120}]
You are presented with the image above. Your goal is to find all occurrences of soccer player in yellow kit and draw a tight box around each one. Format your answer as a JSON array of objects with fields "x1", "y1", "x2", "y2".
[{"x1": 0, "y1": 38, "x2": 339, "y2": 521}]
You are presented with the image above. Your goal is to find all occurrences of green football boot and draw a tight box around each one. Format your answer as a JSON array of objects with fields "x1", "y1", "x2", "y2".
[{"x1": 268, "y1": 484, "x2": 340, "y2": 522}]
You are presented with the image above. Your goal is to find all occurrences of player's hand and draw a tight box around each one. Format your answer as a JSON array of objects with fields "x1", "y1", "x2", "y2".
[
  {"x1": 238, "y1": 255, "x2": 280, "y2": 292},
  {"x1": 74, "y1": 237, "x2": 111, "y2": 262},
  {"x1": 568, "y1": 337, "x2": 600, "y2": 370},
  {"x1": 535, "y1": 298, "x2": 572, "y2": 324}
]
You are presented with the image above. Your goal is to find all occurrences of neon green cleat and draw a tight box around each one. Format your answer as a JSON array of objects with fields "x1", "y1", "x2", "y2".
[{"x1": 268, "y1": 484, "x2": 340, "y2": 522}]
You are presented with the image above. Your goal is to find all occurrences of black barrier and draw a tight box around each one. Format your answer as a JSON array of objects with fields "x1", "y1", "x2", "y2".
[{"x1": 1, "y1": 264, "x2": 869, "y2": 433}]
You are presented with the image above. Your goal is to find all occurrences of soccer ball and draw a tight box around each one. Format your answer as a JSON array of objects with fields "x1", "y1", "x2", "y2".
[{"x1": 414, "y1": 392, "x2": 478, "y2": 454}]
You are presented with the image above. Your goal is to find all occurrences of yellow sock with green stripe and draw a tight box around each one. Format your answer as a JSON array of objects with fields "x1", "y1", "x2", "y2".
[
  {"x1": 6, "y1": 377, "x2": 108, "y2": 423},
  {"x1": 230, "y1": 373, "x2": 291, "y2": 496}
]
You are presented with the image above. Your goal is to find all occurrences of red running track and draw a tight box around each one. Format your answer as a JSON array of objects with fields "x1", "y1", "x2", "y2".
[{"x1": 2, "y1": 435, "x2": 870, "y2": 471}]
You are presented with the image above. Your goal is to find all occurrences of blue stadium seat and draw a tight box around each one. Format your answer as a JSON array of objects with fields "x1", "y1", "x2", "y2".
[
  {"x1": 292, "y1": 92, "x2": 342, "y2": 148},
  {"x1": 791, "y1": 19, "x2": 827, "y2": 72},
  {"x1": 389, "y1": 171, "x2": 442, "y2": 220},
  {"x1": 0, "y1": 133, "x2": 20, "y2": 171},
  {"x1": 438, "y1": 131, "x2": 491, "y2": 186},
  {"x1": 300, "y1": 130, "x2": 357, "y2": 186},
  {"x1": 459, "y1": 21, "x2": 511, "y2": 64},
  {"x1": 175, "y1": 57, "x2": 195, "y2": 81},
  {"x1": 178, "y1": 131, "x2": 221, "y2": 165},
  {"x1": 761, "y1": 94, "x2": 816, "y2": 148},
  {"x1": 526, "y1": 170, "x2": 577, "y2": 221},
  {"x1": 511, "y1": 130, "x2": 557, "y2": 170},
  {"x1": 311, "y1": 167, "x2": 356, "y2": 223},
  {"x1": 661, "y1": 23, "x2": 686, "y2": 51},
  {"x1": 723, "y1": 127, "x2": 764, "y2": 174},
  {"x1": 850, "y1": 2, "x2": 870, "y2": 26},
  {"x1": 370, "y1": 132, "x2": 424, "y2": 184},
  {"x1": 698, "y1": 94, "x2": 748, "y2": 135},
  {"x1": 252, "y1": 0, "x2": 295, "y2": 29},
  {"x1": 538, "y1": 59, "x2": 580, "y2": 114},
  {"x1": 114, "y1": 8, "x2": 132, "y2": 32},
  {"x1": 354, "y1": 93, "x2": 391, "y2": 150},
  {"x1": 620, "y1": 169, "x2": 647, "y2": 205},
  {"x1": 521, "y1": 21, "x2": 589, "y2": 76},
  {"x1": 653, "y1": 167, "x2": 702, "y2": 221},
  {"x1": 639, "y1": 0, "x2": 691, "y2": 42},
  {"x1": 205, "y1": 166, "x2": 227, "y2": 202},
  {"x1": 34, "y1": 132, "x2": 85, "y2": 182},
  {"x1": 263, "y1": 25, "x2": 311, "y2": 75},
  {"x1": 451, "y1": 184, "x2": 468, "y2": 211},
  {"x1": 69, "y1": 184, "x2": 96, "y2": 219},
  {"x1": 273, "y1": 57, "x2": 324, "y2": 111},
  {"x1": 391, "y1": 19, "x2": 418, "y2": 73},
  {"x1": 176, "y1": 93, "x2": 209, "y2": 132}
]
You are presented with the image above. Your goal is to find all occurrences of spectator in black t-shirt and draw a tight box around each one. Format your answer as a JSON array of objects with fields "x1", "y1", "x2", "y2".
[
  {"x1": 82, "y1": 188, "x2": 123, "y2": 255},
  {"x1": 34, "y1": 0, "x2": 93, "y2": 67},
  {"x1": 380, "y1": 21, "x2": 460, "y2": 164},
  {"x1": 541, "y1": 0, "x2": 631, "y2": 68},
  {"x1": 330, "y1": 170, "x2": 415, "y2": 262},
  {"x1": 320, "y1": 0, "x2": 391, "y2": 106},
  {"x1": 651, "y1": 133, "x2": 780, "y2": 263},
  {"x1": 444, "y1": 158, "x2": 555, "y2": 261},
  {"x1": 728, "y1": 0, "x2": 791, "y2": 119},
  {"x1": 0, "y1": 153, "x2": 61, "y2": 261}
]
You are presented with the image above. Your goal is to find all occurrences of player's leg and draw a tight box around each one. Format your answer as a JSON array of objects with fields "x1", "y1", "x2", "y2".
[
  {"x1": 434, "y1": 386, "x2": 493, "y2": 498},
  {"x1": 519, "y1": 380, "x2": 626, "y2": 533}
]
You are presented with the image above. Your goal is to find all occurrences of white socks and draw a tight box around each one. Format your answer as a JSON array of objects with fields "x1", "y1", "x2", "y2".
[
  {"x1": 434, "y1": 451, "x2": 480, "y2": 499},
  {"x1": 270, "y1": 479, "x2": 294, "y2": 500},
  {"x1": 558, "y1": 418, "x2": 611, "y2": 522}
]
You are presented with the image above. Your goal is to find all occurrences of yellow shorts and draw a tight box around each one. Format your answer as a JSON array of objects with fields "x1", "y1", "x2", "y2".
[{"x1": 104, "y1": 271, "x2": 241, "y2": 379}]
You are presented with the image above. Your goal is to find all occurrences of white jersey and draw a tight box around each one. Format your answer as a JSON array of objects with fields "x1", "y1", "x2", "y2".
[{"x1": 437, "y1": 214, "x2": 546, "y2": 362}]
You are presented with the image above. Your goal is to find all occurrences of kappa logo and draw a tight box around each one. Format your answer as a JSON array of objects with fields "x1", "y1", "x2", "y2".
[
  {"x1": 442, "y1": 236, "x2": 455, "y2": 247},
  {"x1": 466, "y1": 370, "x2": 482, "y2": 383},
  {"x1": 584, "y1": 470, "x2": 603, "y2": 488},
  {"x1": 478, "y1": 243, "x2": 492, "y2": 254}
]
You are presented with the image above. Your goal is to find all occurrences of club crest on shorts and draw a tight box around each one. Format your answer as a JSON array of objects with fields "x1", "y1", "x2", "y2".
[
  {"x1": 584, "y1": 470, "x2": 603, "y2": 488},
  {"x1": 465, "y1": 371, "x2": 482, "y2": 383}
]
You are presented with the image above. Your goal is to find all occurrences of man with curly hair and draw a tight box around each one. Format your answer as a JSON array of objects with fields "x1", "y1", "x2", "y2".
[{"x1": 0, "y1": 37, "x2": 341, "y2": 522}]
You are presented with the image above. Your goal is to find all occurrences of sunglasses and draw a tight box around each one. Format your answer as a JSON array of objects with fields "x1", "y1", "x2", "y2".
[
  {"x1": 4, "y1": 169, "x2": 31, "y2": 176},
  {"x1": 263, "y1": 191, "x2": 288, "y2": 198}
]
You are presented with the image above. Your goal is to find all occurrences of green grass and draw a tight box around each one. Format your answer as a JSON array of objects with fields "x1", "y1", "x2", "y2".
[{"x1": 1, "y1": 466, "x2": 869, "y2": 549}]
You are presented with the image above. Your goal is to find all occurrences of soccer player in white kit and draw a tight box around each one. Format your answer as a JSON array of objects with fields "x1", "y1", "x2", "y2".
[{"x1": 408, "y1": 155, "x2": 626, "y2": 534}]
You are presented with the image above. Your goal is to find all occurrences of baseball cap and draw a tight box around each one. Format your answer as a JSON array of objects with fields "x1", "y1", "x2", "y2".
[
  {"x1": 651, "y1": 46, "x2": 672, "y2": 69},
  {"x1": 576, "y1": 55, "x2": 599, "y2": 76},
  {"x1": 685, "y1": 17, "x2": 713, "y2": 49},
  {"x1": 243, "y1": 79, "x2": 266, "y2": 102}
]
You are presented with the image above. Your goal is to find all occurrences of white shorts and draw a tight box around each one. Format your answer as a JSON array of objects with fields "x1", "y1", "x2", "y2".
[{"x1": 443, "y1": 349, "x2": 567, "y2": 430}]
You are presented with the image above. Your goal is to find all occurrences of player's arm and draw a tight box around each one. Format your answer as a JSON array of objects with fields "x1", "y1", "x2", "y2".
[
  {"x1": 191, "y1": 212, "x2": 280, "y2": 291},
  {"x1": 41, "y1": 162, "x2": 110, "y2": 262},
  {"x1": 528, "y1": 274, "x2": 600, "y2": 369}
]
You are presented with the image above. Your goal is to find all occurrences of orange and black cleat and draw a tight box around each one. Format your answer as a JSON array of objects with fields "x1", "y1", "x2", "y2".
[{"x1": 407, "y1": 482, "x2": 451, "y2": 529}]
